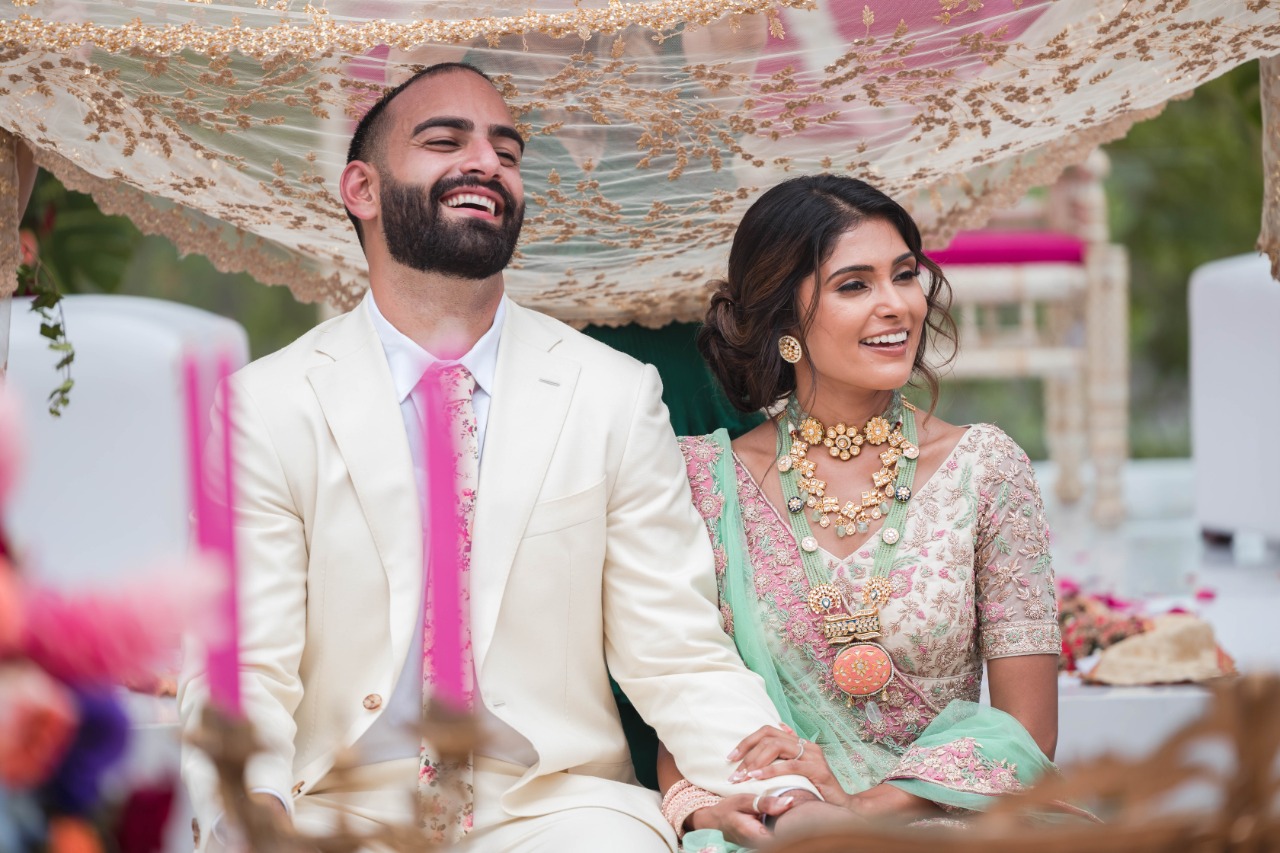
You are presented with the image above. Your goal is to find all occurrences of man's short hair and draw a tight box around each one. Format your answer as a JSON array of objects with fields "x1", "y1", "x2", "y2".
[{"x1": 344, "y1": 62, "x2": 498, "y2": 242}]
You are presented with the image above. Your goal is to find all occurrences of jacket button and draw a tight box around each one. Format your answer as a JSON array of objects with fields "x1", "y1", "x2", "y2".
[
  {"x1": 363, "y1": 693, "x2": 383, "y2": 710},
  {"x1": 291, "y1": 781, "x2": 305, "y2": 796}
]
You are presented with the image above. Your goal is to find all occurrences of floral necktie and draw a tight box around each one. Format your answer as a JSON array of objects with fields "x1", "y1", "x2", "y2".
[{"x1": 416, "y1": 362, "x2": 477, "y2": 844}]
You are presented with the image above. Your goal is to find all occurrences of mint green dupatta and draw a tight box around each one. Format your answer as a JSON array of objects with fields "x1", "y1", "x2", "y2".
[{"x1": 702, "y1": 429, "x2": 1057, "y2": 822}]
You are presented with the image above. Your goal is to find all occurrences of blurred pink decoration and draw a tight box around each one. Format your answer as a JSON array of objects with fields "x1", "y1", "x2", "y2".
[
  {"x1": 0, "y1": 558, "x2": 22, "y2": 653},
  {"x1": 18, "y1": 570, "x2": 210, "y2": 687},
  {"x1": 420, "y1": 366, "x2": 466, "y2": 709},
  {"x1": 0, "y1": 660, "x2": 78, "y2": 788},
  {"x1": 0, "y1": 382, "x2": 23, "y2": 511},
  {"x1": 182, "y1": 351, "x2": 243, "y2": 717}
]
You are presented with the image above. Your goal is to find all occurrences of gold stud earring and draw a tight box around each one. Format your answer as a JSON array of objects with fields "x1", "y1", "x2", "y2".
[{"x1": 778, "y1": 335, "x2": 803, "y2": 364}]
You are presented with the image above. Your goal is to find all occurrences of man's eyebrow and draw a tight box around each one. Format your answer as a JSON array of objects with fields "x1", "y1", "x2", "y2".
[
  {"x1": 410, "y1": 116, "x2": 525, "y2": 153},
  {"x1": 411, "y1": 116, "x2": 472, "y2": 137},
  {"x1": 490, "y1": 124, "x2": 526, "y2": 153}
]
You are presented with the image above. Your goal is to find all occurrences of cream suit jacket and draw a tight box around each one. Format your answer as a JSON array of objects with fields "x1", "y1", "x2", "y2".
[{"x1": 178, "y1": 300, "x2": 812, "y2": 849}]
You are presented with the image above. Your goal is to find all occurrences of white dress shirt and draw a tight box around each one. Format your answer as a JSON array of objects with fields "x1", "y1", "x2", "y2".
[{"x1": 357, "y1": 290, "x2": 537, "y2": 767}]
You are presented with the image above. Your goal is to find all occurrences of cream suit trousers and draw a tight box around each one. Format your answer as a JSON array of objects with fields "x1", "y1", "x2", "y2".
[{"x1": 288, "y1": 757, "x2": 668, "y2": 853}]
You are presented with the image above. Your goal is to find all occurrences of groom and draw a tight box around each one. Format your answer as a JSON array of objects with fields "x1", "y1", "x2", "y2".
[{"x1": 178, "y1": 62, "x2": 815, "y2": 851}]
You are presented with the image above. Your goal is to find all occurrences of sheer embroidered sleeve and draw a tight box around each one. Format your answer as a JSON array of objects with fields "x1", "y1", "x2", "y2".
[
  {"x1": 971, "y1": 426, "x2": 1061, "y2": 660},
  {"x1": 678, "y1": 435, "x2": 733, "y2": 636}
]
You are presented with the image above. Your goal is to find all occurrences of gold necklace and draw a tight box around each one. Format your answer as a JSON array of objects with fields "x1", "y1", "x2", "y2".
[{"x1": 778, "y1": 402, "x2": 919, "y2": 539}]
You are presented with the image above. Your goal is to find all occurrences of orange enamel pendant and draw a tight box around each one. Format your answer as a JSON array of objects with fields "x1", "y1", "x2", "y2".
[{"x1": 832, "y1": 642, "x2": 894, "y2": 697}]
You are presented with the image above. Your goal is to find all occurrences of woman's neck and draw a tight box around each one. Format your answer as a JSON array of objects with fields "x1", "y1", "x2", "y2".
[{"x1": 791, "y1": 385, "x2": 898, "y2": 428}]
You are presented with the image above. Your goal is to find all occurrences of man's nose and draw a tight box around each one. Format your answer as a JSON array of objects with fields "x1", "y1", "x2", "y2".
[{"x1": 460, "y1": 139, "x2": 502, "y2": 179}]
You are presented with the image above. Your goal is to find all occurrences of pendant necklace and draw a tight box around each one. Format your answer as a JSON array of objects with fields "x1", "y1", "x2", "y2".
[{"x1": 775, "y1": 393, "x2": 919, "y2": 700}]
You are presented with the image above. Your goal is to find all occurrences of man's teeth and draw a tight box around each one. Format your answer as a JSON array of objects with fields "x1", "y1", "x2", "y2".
[
  {"x1": 443, "y1": 194, "x2": 496, "y2": 215},
  {"x1": 862, "y1": 331, "x2": 908, "y2": 345}
]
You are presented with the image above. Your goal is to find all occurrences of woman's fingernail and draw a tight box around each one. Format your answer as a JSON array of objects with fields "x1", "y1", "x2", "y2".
[
  {"x1": 748, "y1": 770, "x2": 762, "y2": 779},
  {"x1": 729, "y1": 770, "x2": 745, "y2": 782},
  {"x1": 727, "y1": 748, "x2": 740, "y2": 760},
  {"x1": 780, "y1": 797, "x2": 794, "y2": 808}
]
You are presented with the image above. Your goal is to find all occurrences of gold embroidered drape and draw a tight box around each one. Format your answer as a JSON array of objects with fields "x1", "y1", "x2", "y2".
[{"x1": 1, "y1": 1, "x2": 1278, "y2": 323}]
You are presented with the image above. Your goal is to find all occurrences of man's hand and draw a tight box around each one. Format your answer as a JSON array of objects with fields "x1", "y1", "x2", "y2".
[
  {"x1": 687, "y1": 793, "x2": 798, "y2": 847},
  {"x1": 770, "y1": 798, "x2": 862, "y2": 841},
  {"x1": 845, "y1": 783, "x2": 943, "y2": 820}
]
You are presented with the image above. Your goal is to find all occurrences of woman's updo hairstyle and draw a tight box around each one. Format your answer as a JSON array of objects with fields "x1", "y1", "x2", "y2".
[{"x1": 697, "y1": 174, "x2": 955, "y2": 413}]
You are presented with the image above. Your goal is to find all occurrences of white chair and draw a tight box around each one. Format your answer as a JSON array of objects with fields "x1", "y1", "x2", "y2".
[
  {"x1": 1189, "y1": 253, "x2": 1280, "y2": 541},
  {"x1": 4, "y1": 293, "x2": 248, "y2": 583},
  {"x1": 929, "y1": 150, "x2": 1130, "y2": 525}
]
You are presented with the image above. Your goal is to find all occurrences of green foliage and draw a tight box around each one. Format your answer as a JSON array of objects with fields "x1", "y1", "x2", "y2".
[
  {"x1": 1105, "y1": 60, "x2": 1263, "y2": 457},
  {"x1": 16, "y1": 260, "x2": 76, "y2": 416}
]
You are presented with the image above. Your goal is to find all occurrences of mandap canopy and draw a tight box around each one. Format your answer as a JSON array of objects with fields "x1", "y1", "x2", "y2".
[{"x1": 1, "y1": 0, "x2": 1278, "y2": 328}]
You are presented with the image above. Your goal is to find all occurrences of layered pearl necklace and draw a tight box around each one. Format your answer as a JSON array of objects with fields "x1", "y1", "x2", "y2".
[{"x1": 779, "y1": 394, "x2": 920, "y2": 540}]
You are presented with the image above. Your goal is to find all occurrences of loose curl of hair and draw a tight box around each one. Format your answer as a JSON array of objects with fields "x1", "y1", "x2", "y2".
[{"x1": 697, "y1": 174, "x2": 957, "y2": 415}]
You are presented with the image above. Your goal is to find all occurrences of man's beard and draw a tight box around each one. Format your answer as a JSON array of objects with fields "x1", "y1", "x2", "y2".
[{"x1": 379, "y1": 172, "x2": 524, "y2": 280}]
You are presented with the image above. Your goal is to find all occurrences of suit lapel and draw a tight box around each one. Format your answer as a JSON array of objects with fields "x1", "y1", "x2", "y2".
[
  {"x1": 307, "y1": 309, "x2": 422, "y2": 674},
  {"x1": 471, "y1": 304, "x2": 579, "y2": 671}
]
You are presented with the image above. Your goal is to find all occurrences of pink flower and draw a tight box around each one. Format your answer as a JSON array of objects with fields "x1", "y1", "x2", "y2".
[
  {"x1": 0, "y1": 661, "x2": 78, "y2": 789},
  {"x1": 420, "y1": 763, "x2": 438, "y2": 784},
  {"x1": 18, "y1": 229, "x2": 38, "y2": 267}
]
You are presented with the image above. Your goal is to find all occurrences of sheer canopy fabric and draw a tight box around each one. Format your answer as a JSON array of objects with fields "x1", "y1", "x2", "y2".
[{"x1": 1, "y1": 1, "x2": 1277, "y2": 325}]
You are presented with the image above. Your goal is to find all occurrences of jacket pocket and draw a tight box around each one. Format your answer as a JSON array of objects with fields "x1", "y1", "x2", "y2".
[{"x1": 524, "y1": 477, "x2": 607, "y2": 537}]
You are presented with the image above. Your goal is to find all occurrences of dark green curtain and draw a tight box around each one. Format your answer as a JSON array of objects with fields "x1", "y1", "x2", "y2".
[{"x1": 582, "y1": 321, "x2": 764, "y2": 790}]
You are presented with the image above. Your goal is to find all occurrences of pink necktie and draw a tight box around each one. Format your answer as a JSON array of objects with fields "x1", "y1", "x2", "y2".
[{"x1": 416, "y1": 362, "x2": 477, "y2": 843}]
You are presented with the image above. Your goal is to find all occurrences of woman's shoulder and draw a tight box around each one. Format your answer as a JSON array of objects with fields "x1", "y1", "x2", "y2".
[{"x1": 937, "y1": 421, "x2": 1035, "y2": 467}]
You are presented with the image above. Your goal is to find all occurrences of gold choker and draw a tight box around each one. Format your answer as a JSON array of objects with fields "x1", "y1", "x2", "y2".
[{"x1": 778, "y1": 403, "x2": 919, "y2": 539}]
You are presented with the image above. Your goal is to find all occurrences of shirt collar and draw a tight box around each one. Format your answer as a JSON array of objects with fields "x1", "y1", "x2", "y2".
[{"x1": 364, "y1": 289, "x2": 506, "y2": 404}]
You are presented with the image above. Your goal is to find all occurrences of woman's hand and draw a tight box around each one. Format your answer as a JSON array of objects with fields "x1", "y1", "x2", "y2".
[
  {"x1": 686, "y1": 792, "x2": 799, "y2": 847},
  {"x1": 727, "y1": 724, "x2": 851, "y2": 807}
]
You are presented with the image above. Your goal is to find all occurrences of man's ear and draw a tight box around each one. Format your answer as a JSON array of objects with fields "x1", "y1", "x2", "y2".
[{"x1": 339, "y1": 160, "x2": 379, "y2": 225}]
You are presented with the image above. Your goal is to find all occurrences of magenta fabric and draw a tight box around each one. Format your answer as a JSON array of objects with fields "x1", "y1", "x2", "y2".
[{"x1": 928, "y1": 230, "x2": 1086, "y2": 266}]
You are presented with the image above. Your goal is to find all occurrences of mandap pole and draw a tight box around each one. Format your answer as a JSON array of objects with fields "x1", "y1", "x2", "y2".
[
  {"x1": 0, "y1": 129, "x2": 19, "y2": 379},
  {"x1": 1259, "y1": 55, "x2": 1280, "y2": 281}
]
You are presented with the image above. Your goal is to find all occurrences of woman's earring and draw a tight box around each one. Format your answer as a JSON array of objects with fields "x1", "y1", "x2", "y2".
[{"x1": 778, "y1": 335, "x2": 803, "y2": 364}]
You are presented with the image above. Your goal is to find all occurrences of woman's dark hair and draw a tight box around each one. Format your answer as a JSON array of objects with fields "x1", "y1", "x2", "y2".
[{"x1": 697, "y1": 174, "x2": 956, "y2": 414}]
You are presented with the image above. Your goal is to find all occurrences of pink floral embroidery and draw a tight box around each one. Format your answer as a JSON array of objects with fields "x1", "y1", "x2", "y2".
[{"x1": 887, "y1": 737, "x2": 1024, "y2": 796}]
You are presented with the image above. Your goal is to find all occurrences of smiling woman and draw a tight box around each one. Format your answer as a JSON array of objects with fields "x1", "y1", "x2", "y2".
[{"x1": 656, "y1": 175, "x2": 1066, "y2": 850}]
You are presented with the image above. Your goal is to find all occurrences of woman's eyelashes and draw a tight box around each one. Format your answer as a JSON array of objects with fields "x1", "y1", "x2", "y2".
[{"x1": 835, "y1": 267, "x2": 918, "y2": 292}]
